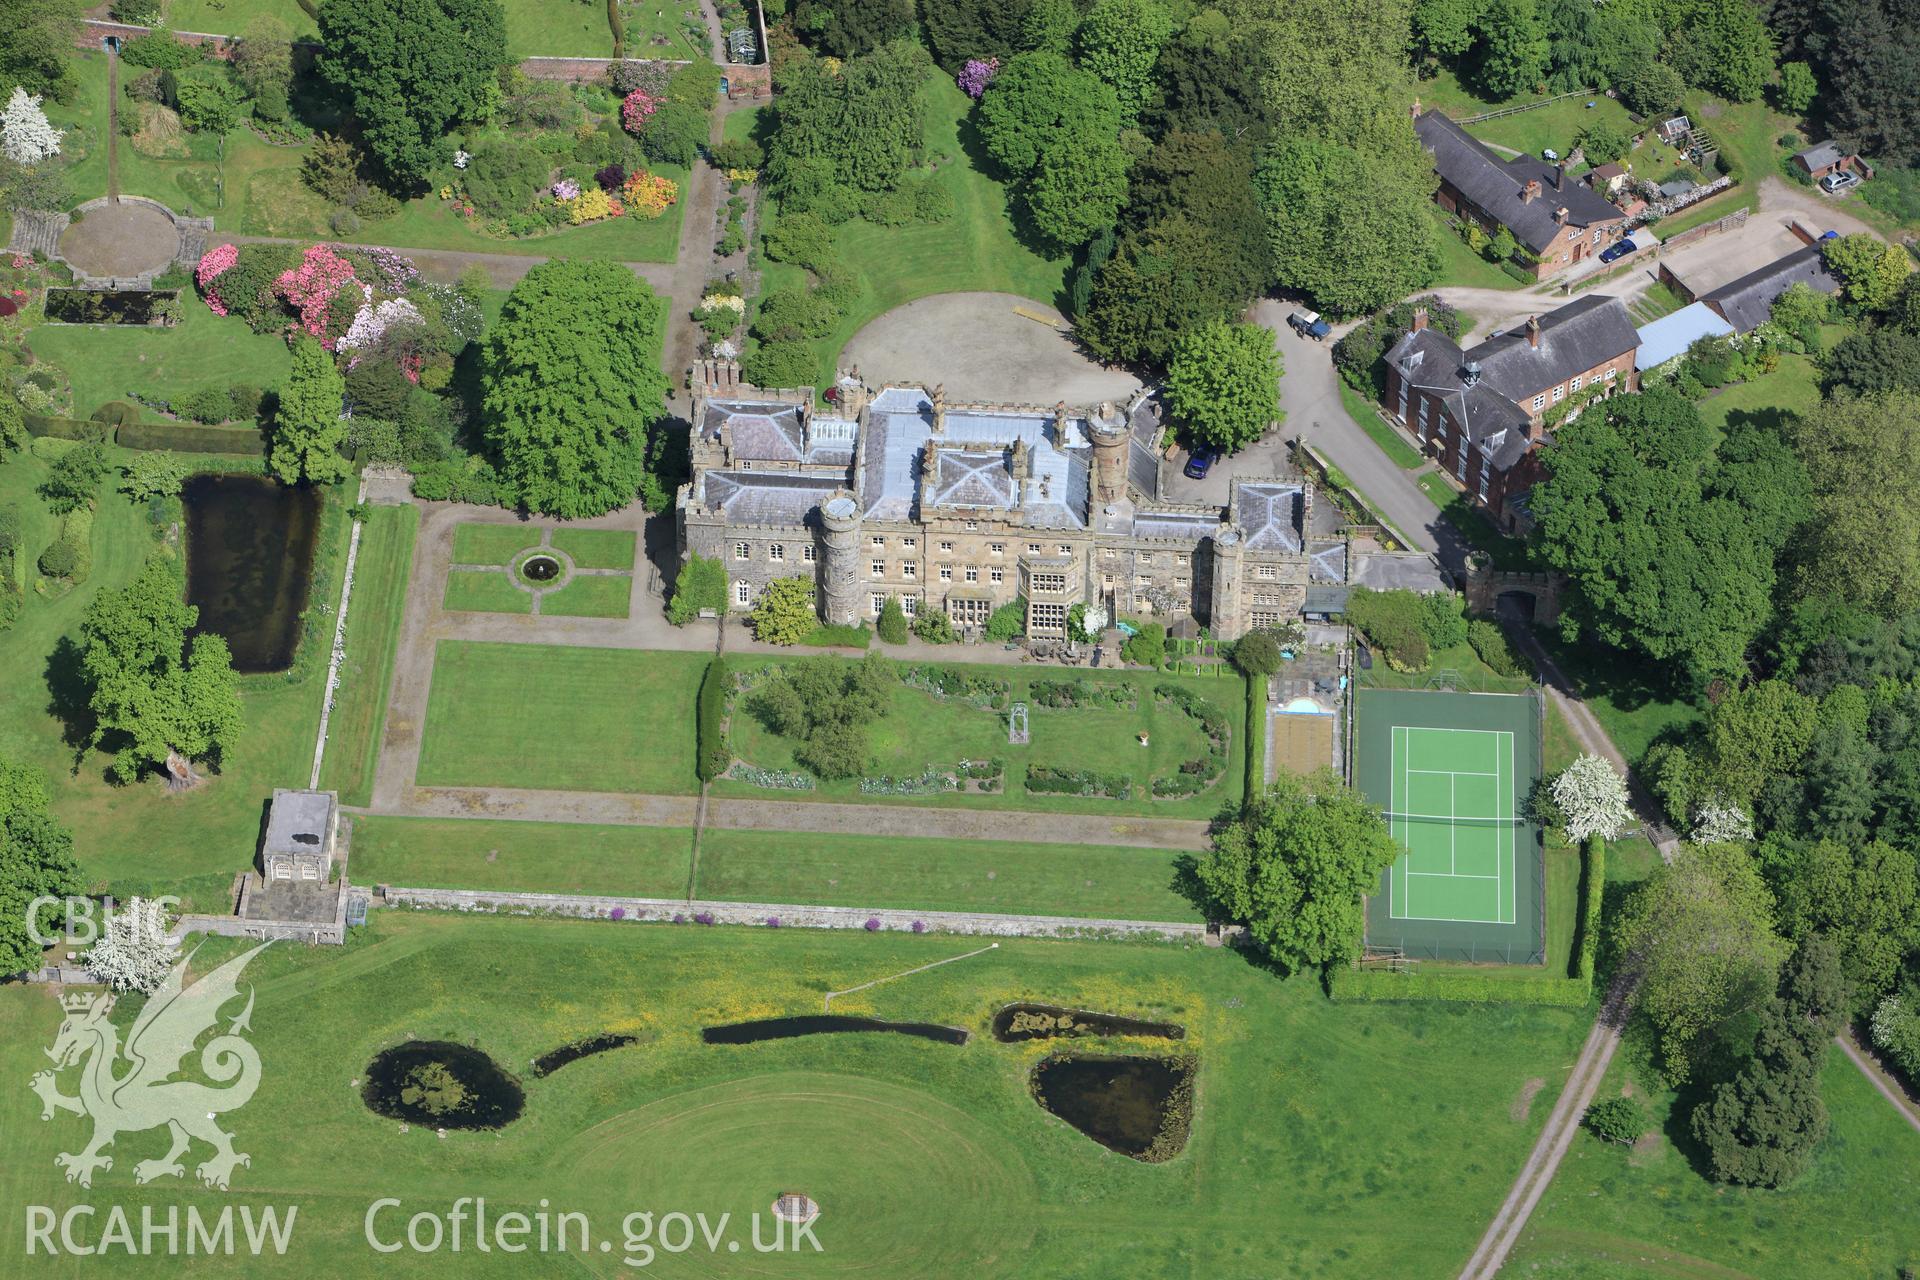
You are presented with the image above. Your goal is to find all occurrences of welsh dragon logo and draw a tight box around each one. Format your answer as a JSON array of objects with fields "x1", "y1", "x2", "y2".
[{"x1": 31, "y1": 943, "x2": 269, "y2": 1190}]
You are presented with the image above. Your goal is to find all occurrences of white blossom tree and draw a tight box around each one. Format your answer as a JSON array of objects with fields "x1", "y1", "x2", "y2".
[
  {"x1": 0, "y1": 87, "x2": 64, "y2": 165},
  {"x1": 1551, "y1": 752, "x2": 1633, "y2": 841},
  {"x1": 1692, "y1": 796, "x2": 1755, "y2": 845},
  {"x1": 84, "y1": 897, "x2": 181, "y2": 993}
]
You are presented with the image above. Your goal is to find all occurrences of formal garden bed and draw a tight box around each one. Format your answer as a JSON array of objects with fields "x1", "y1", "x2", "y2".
[{"x1": 712, "y1": 656, "x2": 1239, "y2": 817}]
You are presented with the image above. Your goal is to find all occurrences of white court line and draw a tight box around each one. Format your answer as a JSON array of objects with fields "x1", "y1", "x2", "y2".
[
  {"x1": 1406, "y1": 871, "x2": 1501, "y2": 880},
  {"x1": 1406, "y1": 769, "x2": 1501, "y2": 777}
]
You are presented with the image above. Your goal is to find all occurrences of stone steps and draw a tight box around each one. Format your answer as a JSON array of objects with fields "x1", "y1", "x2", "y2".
[
  {"x1": 174, "y1": 216, "x2": 214, "y2": 267},
  {"x1": 5, "y1": 209, "x2": 68, "y2": 260}
]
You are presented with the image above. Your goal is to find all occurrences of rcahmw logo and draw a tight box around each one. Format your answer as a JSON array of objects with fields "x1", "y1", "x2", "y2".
[{"x1": 25, "y1": 1204, "x2": 297, "y2": 1257}]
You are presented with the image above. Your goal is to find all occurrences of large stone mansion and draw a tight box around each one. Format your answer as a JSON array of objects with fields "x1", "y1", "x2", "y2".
[{"x1": 675, "y1": 361, "x2": 1353, "y2": 641}]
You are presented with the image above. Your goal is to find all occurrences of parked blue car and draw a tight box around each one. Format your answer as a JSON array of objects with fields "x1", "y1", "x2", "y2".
[
  {"x1": 1598, "y1": 238, "x2": 1639, "y2": 264},
  {"x1": 1183, "y1": 448, "x2": 1219, "y2": 480}
]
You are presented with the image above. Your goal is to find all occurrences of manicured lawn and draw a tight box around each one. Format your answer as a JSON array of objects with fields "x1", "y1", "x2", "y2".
[
  {"x1": 317, "y1": 503, "x2": 419, "y2": 807},
  {"x1": 550, "y1": 526, "x2": 637, "y2": 570},
  {"x1": 163, "y1": 0, "x2": 316, "y2": 38},
  {"x1": 719, "y1": 659, "x2": 1244, "y2": 820},
  {"x1": 452, "y1": 521, "x2": 543, "y2": 566},
  {"x1": 441, "y1": 568, "x2": 533, "y2": 614},
  {"x1": 622, "y1": 0, "x2": 710, "y2": 61},
  {"x1": 1341, "y1": 381, "x2": 1426, "y2": 469},
  {"x1": 541, "y1": 572, "x2": 632, "y2": 618},
  {"x1": 0, "y1": 910, "x2": 1597, "y2": 1278},
  {"x1": 0, "y1": 454, "x2": 346, "y2": 910},
  {"x1": 505, "y1": 0, "x2": 614, "y2": 56},
  {"x1": 695, "y1": 828, "x2": 1198, "y2": 921},
  {"x1": 348, "y1": 815, "x2": 694, "y2": 897},
  {"x1": 417, "y1": 641, "x2": 706, "y2": 793},
  {"x1": 1506, "y1": 1051, "x2": 1920, "y2": 1278},
  {"x1": 26, "y1": 295, "x2": 294, "y2": 421},
  {"x1": 1420, "y1": 71, "x2": 1635, "y2": 166},
  {"x1": 1427, "y1": 207, "x2": 1529, "y2": 291},
  {"x1": 360, "y1": 162, "x2": 692, "y2": 264},
  {"x1": 751, "y1": 73, "x2": 1072, "y2": 387},
  {"x1": 1697, "y1": 353, "x2": 1823, "y2": 432}
]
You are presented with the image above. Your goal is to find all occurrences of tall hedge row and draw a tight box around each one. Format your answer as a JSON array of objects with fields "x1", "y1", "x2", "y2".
[
  {"x1": 697, "y1": 658, "x2": 730, "y2": 782},
  {"x1": 1572, "y1": 836, "x2": 1606, "y2": 981}
]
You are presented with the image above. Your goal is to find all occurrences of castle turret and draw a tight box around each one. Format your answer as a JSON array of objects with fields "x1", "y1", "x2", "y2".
[
  {"x1": 1087, "y1": 400, "x2": 1130, "y2": 506},
  {"x1": 1209, "y1": 528, "x2": 1245, "y2": 640},
  {"x1": 820, "y1": 493, "x2": 863, "y2": 625}
]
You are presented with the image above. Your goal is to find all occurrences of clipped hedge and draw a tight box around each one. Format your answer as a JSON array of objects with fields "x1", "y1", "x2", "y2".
[
  {"x1": 117, "y1": 420, "x2": 268, "y2": 455},
  {"x1": 24, "y1": 414, "x2": 112, "y2": 443},
  {"x1": 1330, "y1": 966, "x2": 1592, "y2": 1006},
  {"x1": 697, "y1": 658, "x2": 730, "y2": 782},
  {"x1": 1572, "y1": 835, "x2": 1606, "y2": 981},
  {"x1": 1243, "y1": 671, "x2": 1265, "y2": 801}
]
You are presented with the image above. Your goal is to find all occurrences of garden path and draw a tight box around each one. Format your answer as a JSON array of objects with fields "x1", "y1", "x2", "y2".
[
  {"x1": 218, "y1": 233, "x2": 675, "y2": 293},
  {"x1": 366, "y1": 501, "x2": 1215, "y2": 847}
]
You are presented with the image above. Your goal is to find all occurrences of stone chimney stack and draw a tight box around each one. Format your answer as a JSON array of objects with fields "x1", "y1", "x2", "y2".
[
  {"x1": 931, "y1": 383, "x2": 946, "y2": 433},
  {"x1": 835, "y1": 368, "x2": 869, "y2": 419},
  {"x1": 1554, "y1": 162, "x2": 1565, "y2": 191},
  {"x1": 1527, "y1": 315, "x2": 1541, "y2": 349},
  {"x1": 1054, "y1": 399, "x2": 1069, "y2": 433},
  {"x1": 1009, "y1": 437, "x2": 1030, "y2": 484},
  {"x1": 1411, "y1": 307, "x2": 1429, "y2": 333}
]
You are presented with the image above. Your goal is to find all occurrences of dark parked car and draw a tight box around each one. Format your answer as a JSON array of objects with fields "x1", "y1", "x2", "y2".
[
  {"x1": 1598, "y1": 238, "x2": 1638, "y2": 264},
  {"x1": 1287, "y1": 309, "x2": 1332, "y2": 340},
  {"x1": 1183, "y1": 448, "x2": 1220, "y2": 480}
]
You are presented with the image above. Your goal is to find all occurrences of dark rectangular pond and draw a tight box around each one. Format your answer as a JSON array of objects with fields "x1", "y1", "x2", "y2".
[{"x1": 182, "y1": 473, "x2": 322, "y2": 674}]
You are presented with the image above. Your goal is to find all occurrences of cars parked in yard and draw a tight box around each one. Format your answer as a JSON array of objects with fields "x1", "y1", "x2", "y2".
[
  {"x1": 1598, "y1": 238, "x2": 1638, "y2": 264},
  {"x1": 1820, "y1": 171, "x2": 1861, "y2": 194},
  {"x1": 1183, "y1": 448, "x2": 1220, "y2": 480}
]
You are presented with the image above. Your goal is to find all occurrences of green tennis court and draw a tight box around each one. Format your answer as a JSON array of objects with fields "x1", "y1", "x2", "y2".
[
  {"x1": 1356, "y1": 687, "x2": 1545, "y2": 965},
  {"x1": 1388, "y1": 726, "x2": 1515, "y2": 925}
]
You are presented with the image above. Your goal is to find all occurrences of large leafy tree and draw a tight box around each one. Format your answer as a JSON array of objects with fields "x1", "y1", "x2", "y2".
[
  {"x1": 1666, "y1": 0, "x2": 1776, "y2": 102},
  {"x1": 1193, "y1": 768, "x2": 1400, "y2": 971},
  {"x1": 0, "y1": 0, "x2": 81, "y2": 102},
  {"x1": 748, "y1": 576, "x2": 824, "y2": 645},
  {"x1": 0, "y1": 756, "x2": 83, "y2": 977},
  {"x1": 1531, "y1": 390, "x2": 1808, "y2": 683},
  {"x1": 1820, "y1": 326, "x2": 1920, "y2": 399},
  {"x1": 792, "y1": 0, "x2": 914, "y2": 57},
  {"x1": 1220, "y1": 0, "x2": 1420, "y2": 161},
  {"x1": 1073, "y1": 0, "x2": 1176, "y2": 124},
  {"x1": 1769, "y1": 837, "x2": 1920, "y2": 1003},
  {"x1": 1614, "y1": 841, "x2": 1788, "y2": 1084},
  {"x1": 975, "y1": 51, "x2": 1121, "y2": 180},
  {"x1": 1789, "y1": 390, "x2": 1920, "y2": 617},
  {"x1": 1412, "y1": 0, "x2": 1486, "y2": 64},
  {"x1": 1142, "y1": 10, "x2": 1272, "y2": 140},
  {"x1": 919, "y1": 0, "x2": 1038, "y2": 71},
  {"x1": 1162, "y1": 320, "x2": 1282, "y2": 451},
  {"x1": 482, "y1": 260, "x2": 669, "y2": 518},
  {"x1": 1253, "y1": 136, "x2": 1438, "y2": 316},
  {"x1": 1474, "y1": 0, "x2": 1550, "y2": 98},
  {"x1": 79, "y1": 558, "x2": 243, "y2": 786},
  {"x1": 1024, "y1": 137, "x2": 1130, "y2": 249},
  {"x1": 1813, "y1": 0, "x2": 1920, "y2": 166},
  {"x1": 1821, "y1": 233, "x2": 1912, "y2": 315},
  {"x1": 270, "y1": 337, "x2": 352, "y2": 485},
  {"x1": 315, "y1": 0, "x2": 508, "y2": 191},
  {"x1": 766, "y1": 40, "x2": 932, "y2": 198}
]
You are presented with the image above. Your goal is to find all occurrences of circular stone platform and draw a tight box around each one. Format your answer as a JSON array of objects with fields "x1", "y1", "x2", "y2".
[
  {"x1": 839, "y1": 292, "x2": 1142, "y2": 404},
  {"x1": 56, "y1": 199, "x2": 181, "y2": 281}
]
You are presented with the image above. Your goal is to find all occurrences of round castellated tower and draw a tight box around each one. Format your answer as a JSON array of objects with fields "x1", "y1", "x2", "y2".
[
  {"x1": 819, "y1": 492, "x2": 863, "y2": 625},
  {"x1": 1085, "y1": 401, "x2": 1130, "y2": 505}
]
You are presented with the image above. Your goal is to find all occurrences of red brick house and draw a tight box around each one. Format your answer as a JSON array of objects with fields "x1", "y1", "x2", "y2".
[
  {"x1": 1382, "y1": 297, "x2": 1641, "y2": 531},
  {"x1": 1414, "y1": 110, "x2": 1629, "y2": 280}
]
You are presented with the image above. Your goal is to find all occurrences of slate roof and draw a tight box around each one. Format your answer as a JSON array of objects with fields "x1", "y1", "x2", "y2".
[
  {"x1": 1698, "y1": 245, "x2": 1841, "y2": 333},
  {"x1": 1795, "y1": 141, "x2": 1847, "y2": 171},
  {"x1": 704, "y1": 398, "x2": 855, "y2": 466},
  {"x1": 857, "y1": 386, "x2": 1090, "y2": 528},
  {"x1": 1309, "y1": 539, "x2": 1347, "y2": 583},
  {"x1": 929, "y1": 450, "x2": 1016, "y2": 509},
  {"x1": 1236, "y1": 483, "x2": 1305, "y2": 553},
  {"x1": 1131, "y1": 510, "x2": 1217, "y2": 542},
  {"x1": 699, "y1": 470, "x2": 841, "y2": 525},
  {"x1": 1351, "y1": 553, "x2": 1451, "y2": 593},
  {"x1": 1385, "y1": 295, "x2": 1638, "y2": 473},
  {"x1": 1414, "y1": 110, "x2": 1625, "y2": 255}
]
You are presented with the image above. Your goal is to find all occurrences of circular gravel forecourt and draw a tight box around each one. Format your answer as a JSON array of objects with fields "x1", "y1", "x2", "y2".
[
  {"x1": 552, "y1": 1071, "x2": 1037, "y2": 1271},
  {"x1": 839, "y1": 292, "x2": 1143, "y2": 406},
  {"x1": 56, "y1": 202, "x2": 180, "y2": 279}
]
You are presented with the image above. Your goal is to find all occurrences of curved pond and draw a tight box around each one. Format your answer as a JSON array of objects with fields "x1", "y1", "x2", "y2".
[
  {"x1": 991, "y1": 1003, "x2": 1186, "y2": 1043},
  {"x1": 520, "y1": 554, "x2": 561, "y2": 583},
  {"x1": 703, "y1": 1015, "x2": 969, "y2": 1046},
  {"x1": 532, "y1": 1033, "x2": 638, "y2": 1078},
  {"x1": 1030, "y1": 1054, "x2": 1195, "y2": 1162},
  {"x1": 361, "y1": 1041, "x2": 525, "y2": 1130}
]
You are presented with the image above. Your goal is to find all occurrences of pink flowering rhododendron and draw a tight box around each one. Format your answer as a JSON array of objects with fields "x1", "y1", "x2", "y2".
[
  {"x1": 195, "y1": 242, "x2": 240, "y2": 315},
  {"x1": 958, "y1": 57, "x2": 1000, "y2": 99},
  {"x1": 552, "y1": 178, "x2": 580, "y2": 201},
  {"x1": 275, "y1": 245, "x2": 360, "y2": 347},
  {"x1": 620, "y1": 89, "x2": 659, "y2": 136}
]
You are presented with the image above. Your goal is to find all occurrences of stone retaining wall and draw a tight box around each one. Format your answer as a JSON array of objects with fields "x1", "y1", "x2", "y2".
[{"x1": 379, "y1": 886, "x2": 1221, "y2": 942}]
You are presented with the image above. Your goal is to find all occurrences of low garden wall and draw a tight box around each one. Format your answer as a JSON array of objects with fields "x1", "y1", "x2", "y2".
[{"x1": 377, "y1": 886, "x2": 1220, "y2": 942}]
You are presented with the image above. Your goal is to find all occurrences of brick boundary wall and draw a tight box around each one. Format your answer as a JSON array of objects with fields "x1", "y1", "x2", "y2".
[{"x1": 378, "y1": 885, "x2": 1227, "y2": 942}]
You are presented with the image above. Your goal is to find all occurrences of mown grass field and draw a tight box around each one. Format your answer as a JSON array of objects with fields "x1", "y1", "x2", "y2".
[
  {"x1": 26, "y1": 301, "x2": 294, "y2": 423},
  {"x1": 442, "y1": 569, "x2": 533, "y2": 614},
  {"x1": 0, "y1": 451, "x2": 346, "y2": 909},
  {"x1": 540, "y1": 573, "x2": 632, "y2": 618},
  {"x1": 549, "y1": 527, "x2": 637, "y2": 570},
  {"x1": 416, "y1": 641, "x2": 707, "y2": 794},
  {"x1": 317, "y1": 504, "x2": 419, "y2": 808},
  {"x1": 716, "y1": 658, "x2": 1245, "y2": 820},
  {"x1": 349, "y1": 815, "x2": 696, "y2": 898},
  {"x1": 0, "y1": 910, "x2": 1597, "y2": 1278},
  {"x1": 451, "y1": 521, "x2": 543, "y2": 567}
]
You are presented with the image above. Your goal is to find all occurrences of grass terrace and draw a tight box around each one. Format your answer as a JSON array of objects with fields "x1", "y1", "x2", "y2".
[
  {"x1": 25, "y1": 302, "x2": 293, "y2": 423},
  {"x1": 316, "y1": 504, "x2": 419, "y2": 807}
]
